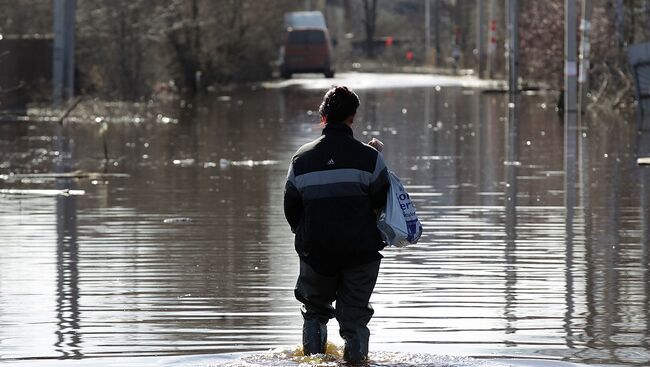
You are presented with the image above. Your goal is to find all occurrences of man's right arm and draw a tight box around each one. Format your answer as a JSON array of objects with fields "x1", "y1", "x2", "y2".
[
  {"x1": 369, "y1": 153, "x2": 389, "y2": 211},
  {"x1": 283, "y1": 161, "x2": 302, "y2": 233}
]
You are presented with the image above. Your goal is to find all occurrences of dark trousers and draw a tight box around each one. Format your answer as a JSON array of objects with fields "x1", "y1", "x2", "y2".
[{"x1": 294, "y1": 258, "x2": 381, "y2": 361}]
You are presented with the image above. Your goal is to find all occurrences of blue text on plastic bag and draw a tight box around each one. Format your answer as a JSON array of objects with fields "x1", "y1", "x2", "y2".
[{"x1": 377, "y1": 171, "x2": 423, "y2": 247}]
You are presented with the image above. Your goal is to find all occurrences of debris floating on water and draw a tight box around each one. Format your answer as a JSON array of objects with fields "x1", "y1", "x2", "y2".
[
  {"x1": 1, "y1": 171, "x2": 130, "y2": 182},
  {"x1": 163, "y1": 217, "x2": 193, "y2": 224},
  {"x1": 0, "y1": 188, "x2": 85, "y2": 196},
  {"x1": 217, "y1": 159, "x2": 281, "y2": 168},
  {"x1": 172, "y1": 158, "x2": 196, "y2": 166},
  {"x1": 156, "y1": 114, "x2": 178, "y2": 124}
]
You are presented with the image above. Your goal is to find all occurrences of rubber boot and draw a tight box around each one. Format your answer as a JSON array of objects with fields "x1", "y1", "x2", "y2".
[
  {"x1": 343, "y1": 339, "x2": 367, "y2": 364},
  {"x1": 302, "y1": 319, "x2": 327, "y2": 355}
]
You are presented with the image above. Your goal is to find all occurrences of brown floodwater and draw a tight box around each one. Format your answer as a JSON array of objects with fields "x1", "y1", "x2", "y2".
[{"x1": 0, "y1": 73, "x2": 649, "y2": 367}]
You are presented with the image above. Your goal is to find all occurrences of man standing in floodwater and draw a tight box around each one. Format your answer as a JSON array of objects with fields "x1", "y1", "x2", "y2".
[{"x1": 284, "y1": 86, "x2": 390, "y2": 364}]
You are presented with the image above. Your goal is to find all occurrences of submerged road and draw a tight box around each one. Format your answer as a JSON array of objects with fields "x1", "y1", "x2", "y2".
[
  {"x1": 0, "y1": 72, "x2": 646, "y2": 367},
  {"x1": 262, "y1": 71, "x2": 504, "y2": 90}
]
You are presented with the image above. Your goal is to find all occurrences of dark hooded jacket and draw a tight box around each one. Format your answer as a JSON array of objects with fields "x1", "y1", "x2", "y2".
[{"x1": 284, "y1": 122, "x2": 390, "y2": 275}]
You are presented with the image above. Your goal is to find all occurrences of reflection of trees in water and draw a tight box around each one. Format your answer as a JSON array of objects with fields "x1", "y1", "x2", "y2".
[
  {"x1": 478, "y1": 94, "x2": 501, "y2": 207},
  {"x1": 6, "y1": 83, "x2": 650, "y2": 360},
  {"x1": 580, "y1": 112, "x2": 650, "y2": 364},
  {"x1": 357, "y1": 87, "x2": 464, "y2": 206},
  {"x1": 516, "y1": 96, "x2": 564, "y2": 207},
  {"x1": 370, "y1": 87, "x2": 648, "y2": 357},
  {"x1": 57, "y1": 90, "x2": 318, "y2": 353}
]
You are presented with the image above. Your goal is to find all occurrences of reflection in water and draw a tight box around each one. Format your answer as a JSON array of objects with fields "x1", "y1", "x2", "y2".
[
  {"x1": 54, "y1": 125, "x2": 82, "y2": 358},
  {"x1": 1, "y1": 83, "x2": 650, "y2": 366},
  {"x1": 563, "y1": 215, "x2": 575, "y2": 352},
  {"x1": 563, "y1": 129, "x2": 575, "y2": 352},
  {"x1": 504, "y1": 92, "x2": 518, "y2": 345},
  {"x1": 579, "y1": 117, "x2": 592, "y2": 358},
  {"x1": 503, "y1": 185, "x2": 517, "y2": 346},
  {"x1": 639, "y1": 167, "x2": 650, "y2": 356},
  {"x1": 564, "y1": 87, "x2": 578, "y2": 238},
  {"x1": 639, "y1": 171, "x2": 650, "y2": 249},
  {"x1": 603, "y1": 132, "x2": 622, "y2": 363},
  {"x1": 55, "y1": 191, "x2": 81, "y2": 358}
]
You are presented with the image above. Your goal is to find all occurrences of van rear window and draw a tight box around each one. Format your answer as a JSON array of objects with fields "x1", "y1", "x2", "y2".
[{"x1": 288, "y1": 30, "x2": 326, "y2": 45}]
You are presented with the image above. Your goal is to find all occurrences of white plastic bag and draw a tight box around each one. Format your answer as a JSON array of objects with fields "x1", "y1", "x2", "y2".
[{"x1": 377, "y1": 171, "x2": 423, "y2": 247}]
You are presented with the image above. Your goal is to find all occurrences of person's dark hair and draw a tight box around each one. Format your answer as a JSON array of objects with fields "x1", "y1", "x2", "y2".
[{"x1": 318, "y1": 86, "x2": 360, "y2": 123}]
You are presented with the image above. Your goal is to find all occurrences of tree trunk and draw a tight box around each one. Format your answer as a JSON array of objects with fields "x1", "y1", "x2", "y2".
[
  {"x1": 362, "y1": 0, "x2": 378, "y2": 58},
  {"x1": 343, "y1": 0, "x2": 354, "y2": 30},
  {"x1": 615, "y1": 0, "x2": 625, "y2": 47},
  {"x1": 626, "y1": 0, "x2": 635, "y2": 45},
  {"x1": 646, "y1": 0, "x2": 650, "y2": 39}
]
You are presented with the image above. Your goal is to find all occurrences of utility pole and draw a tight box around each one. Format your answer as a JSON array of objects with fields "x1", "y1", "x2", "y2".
[
  {"x1": 434, "y1": 0, "x2": 441, "y2": 67},
  {"x1": 487, "y1": 0, "x2": 497, "y2": 78},
  {"x1": 505, "y1": 0, "x2": 518, "y2": 254},
  {"x1": 425, "y1": 0, "x2": 431, "y2": 64},
  {"x1": 506, "y1": 0, "x2": 518, "y2": 96},
  {"x1": 578, "y1": 0, "x2": 593, "y2": 117},
  {"x1": 506, "y1": 0, "x2": 518, "y2": 172},
  {"x1": 615, "y1": 0, "x2": 625, "y2": 45},
  {"x1": 577, "y1": 0, "x2": 593, "y2": 213},
  {"x1": 615, "y1": 0, "x2": 626, "y2": 65},
  {"x1": 52, "y1": 0, "x2": 76, "y2": 106},
  {"x1": 477, "y1": 0, "x2": 486, "y2": 78},
  {"x1": 577, "y1": 0, "x2": 592, "y2": 207},
  {"x1": 565, "y1": 0, "x2": 578, "y2": 220}
]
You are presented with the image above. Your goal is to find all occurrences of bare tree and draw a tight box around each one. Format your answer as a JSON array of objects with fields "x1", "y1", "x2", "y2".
[
  {"x1": 76, "y1": 0, "x2": 159, "y2": 100},
  {"x1": 160, "y1": 0, "x2": 299, "y2": 91},
  {"x1": 0, "y1": 0, "x2": 51, "y2": 35},
  {"x1": 163, "y1": 0, "x2": 203, "y2": 93}
]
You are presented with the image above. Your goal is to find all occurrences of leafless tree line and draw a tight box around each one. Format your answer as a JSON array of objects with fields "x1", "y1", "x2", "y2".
[
  {"x1": 1, "y1": 0, "x2": 301, "y2": 100},
  {"x1": 1, "y1": 0, "x2": 650, "y2": 103},
  {"x1": 520, "y1": 0, "x2": 650, "y2": 106},
  {"x1": 74, "y1": 0, "x2": 301, "y2": 99}
]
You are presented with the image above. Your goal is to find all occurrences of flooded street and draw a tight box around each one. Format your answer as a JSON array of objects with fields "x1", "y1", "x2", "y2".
[{"x1": 1, "y1": 73, "x2": 649, "y2": 367}]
